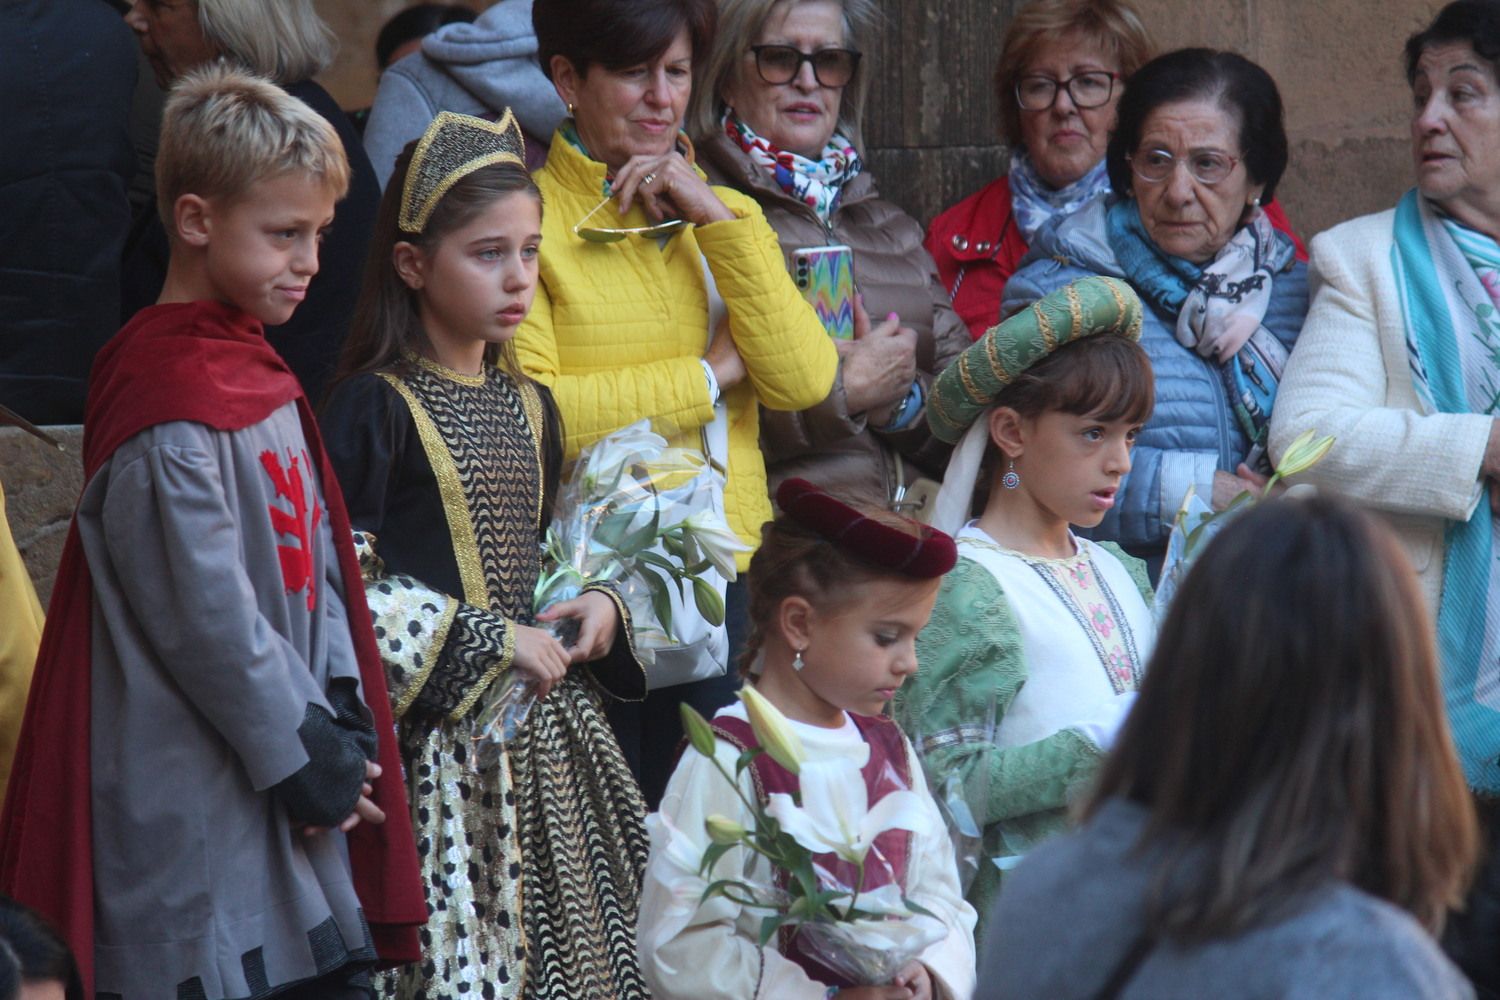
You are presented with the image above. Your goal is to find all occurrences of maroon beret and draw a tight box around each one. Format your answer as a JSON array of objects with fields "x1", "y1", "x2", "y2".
[{"x1": 775, "y1": 478, "x2": 958, "y2": 579}]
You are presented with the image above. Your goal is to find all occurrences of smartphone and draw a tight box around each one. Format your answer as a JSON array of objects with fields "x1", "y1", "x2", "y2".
[{"x1": 792, "y1": 245, "x2": 856, "y2": 340}]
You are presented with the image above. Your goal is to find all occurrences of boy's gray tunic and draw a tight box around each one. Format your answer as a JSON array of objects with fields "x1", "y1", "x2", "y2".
[{"x1": 78, "y1": 402, "x2": 377, "y2": 1000}]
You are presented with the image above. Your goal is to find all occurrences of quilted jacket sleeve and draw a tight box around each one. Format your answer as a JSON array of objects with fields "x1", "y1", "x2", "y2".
[
  {"x1": 513, "y1": 266, "x2": 718, "y2": 458},
  {"x1": 697, "y1": 191, "x2": 838, "y2": 413}
]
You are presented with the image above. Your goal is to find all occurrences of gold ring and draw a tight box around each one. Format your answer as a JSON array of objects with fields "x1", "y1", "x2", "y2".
[{"x1": 642, "y1": 172, "x2": 658, "y2": 186}]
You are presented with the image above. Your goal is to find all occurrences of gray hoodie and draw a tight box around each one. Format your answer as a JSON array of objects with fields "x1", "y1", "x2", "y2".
[{"x1": 362, "y1": 0, "x2": 565, "y2": 188}]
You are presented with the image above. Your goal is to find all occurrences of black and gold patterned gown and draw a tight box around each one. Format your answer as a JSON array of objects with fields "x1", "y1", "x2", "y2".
[{"x1": 320, "y1": 356, "x2": 650, "y2": 1000}]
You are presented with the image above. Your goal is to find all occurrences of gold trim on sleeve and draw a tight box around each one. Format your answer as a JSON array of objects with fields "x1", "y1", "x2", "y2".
[
  {"x1": 377, "y1": 373, "x2": 489, "y2": 607},
  {"x1": 392, "y1": 599, "x2": 458, "y2": 719}
]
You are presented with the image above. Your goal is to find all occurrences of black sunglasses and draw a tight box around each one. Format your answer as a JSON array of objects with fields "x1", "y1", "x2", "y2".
[{"x1": 749, "y1": 44, "x2": 861, "y2": 88}]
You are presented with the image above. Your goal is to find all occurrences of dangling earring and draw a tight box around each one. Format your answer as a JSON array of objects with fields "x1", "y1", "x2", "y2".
[
  {"x1": 1002, "y1": 460, "x2": 1021, "y2": 490},
  {"x1": 792, "y1": 648, "x2": 806, "y2": 671},
  {"x1": 566, "y1": 102, "x2": 575, "y2": 116}
]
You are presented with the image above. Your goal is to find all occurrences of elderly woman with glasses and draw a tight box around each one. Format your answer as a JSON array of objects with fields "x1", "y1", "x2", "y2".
[
  {"x1": 688, "y1": 0, "x2": 970, "y2": 512},
  {"x1": 1000, "y1": 48, "x2": 1309, "y2": 569},
  {"x1": 517, "y1": 0, "x2": 837, "y2": 810},
  {"x1": 927, "y1": 0, "x2": 1305, "y2": 341},
  {"x1": 1271, "y1": 6, "x2": 1500, "y2": 988}
]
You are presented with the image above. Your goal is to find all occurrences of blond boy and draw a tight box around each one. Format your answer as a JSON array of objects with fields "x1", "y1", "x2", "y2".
[{"x1": 0, "y1": 66, "x2": 423, "y2": 999}]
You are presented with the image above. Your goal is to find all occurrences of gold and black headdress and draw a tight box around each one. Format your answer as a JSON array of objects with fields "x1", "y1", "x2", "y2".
[{"x1": 399, "y1": 109, "x2": 527, "y2": 234}]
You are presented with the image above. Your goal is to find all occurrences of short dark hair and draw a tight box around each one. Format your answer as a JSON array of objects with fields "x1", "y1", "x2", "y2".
[
  {"x1": 996, "y1": 333, "x2": 1155, "y2": 426},
  {"x1": 375, "y1": 3, "x2": 476, "y2": 71},
  {"x1": 1088, "y1": 496, "x2": 1479, "y2": 940},
  {"x1": 1106, "y1": 47, "x2": 1289, "y2": 205},
  {"x1": 0, "y1": 897, "x2": 83, "y2": 1000},
  {"x1": 533, "y1": 0, "x2": 717, "y2": 80},
  {"x1": 1406, "y1": 0, "x2": 1500, "y2": 85}
]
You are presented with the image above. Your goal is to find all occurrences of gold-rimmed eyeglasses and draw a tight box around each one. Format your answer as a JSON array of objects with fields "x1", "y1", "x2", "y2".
[
  {"x1": 1127, "y1": 148, "x2": 1241, "y2": 186},
  {"x1": 572, "y1": 195, "x2": 688, "y2": 243}
]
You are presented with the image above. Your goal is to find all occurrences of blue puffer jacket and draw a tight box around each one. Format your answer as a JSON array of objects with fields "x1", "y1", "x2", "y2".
[{"x1": 1001, "y1": 197, "x2": 1309, "y2": 560}]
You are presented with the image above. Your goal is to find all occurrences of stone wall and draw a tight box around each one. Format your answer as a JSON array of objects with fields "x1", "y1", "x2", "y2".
[
  {"x1": 313, "y1": 0, "x2": 1444, "y2": 240},
  {"x1": 2, "y1": 427, "x2": 83, "y2": 608}
]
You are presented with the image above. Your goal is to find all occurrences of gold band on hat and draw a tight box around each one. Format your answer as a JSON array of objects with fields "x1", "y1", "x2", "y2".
[
  {"x1": 399, "y1": 109, "x2": 527, "y2": 234},
  {"x1": 927, "y1": 276, "x2": 1144, "y2": 444}
]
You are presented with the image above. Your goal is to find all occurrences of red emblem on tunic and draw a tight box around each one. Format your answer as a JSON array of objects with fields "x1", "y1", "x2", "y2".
[{"x1": 260, "y1": 448, "x2": 323, "y2": 610}]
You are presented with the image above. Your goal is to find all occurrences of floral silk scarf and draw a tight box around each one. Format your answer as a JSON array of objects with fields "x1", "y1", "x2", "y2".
[{"x1": 723, "y1": 111, "x2": 862, "y2": 222}]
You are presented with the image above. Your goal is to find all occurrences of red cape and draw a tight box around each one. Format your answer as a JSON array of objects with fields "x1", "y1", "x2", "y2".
[{"x1": 0, "y1": 301, "x2": 426, "y2": 991}]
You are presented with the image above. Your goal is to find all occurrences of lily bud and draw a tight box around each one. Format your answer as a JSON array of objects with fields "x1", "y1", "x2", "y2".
[
  {"x1": 1276, "y1": 430, "x2": 1335, "y2": 479},
  {"x1": 680, "y1": 704, "x2": 719, "y2": 759},
  {"x1": 739, "y1": 686, "x2": 805, "y2": 775},
  {"x1": 704, "y1": 814, "x2": 747, "y2": 845}
]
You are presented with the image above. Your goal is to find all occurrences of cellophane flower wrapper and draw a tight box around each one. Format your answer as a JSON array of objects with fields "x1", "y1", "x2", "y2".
[
  {"x1": 473, "y1": 422, "x2": 739, "y2": 758},
  {"x1": 793, "y1": 879, "x2": 947, "y2": 987},
  {"x1": 1154, "y1": 487, "x2": 1233, "y2": 627}
]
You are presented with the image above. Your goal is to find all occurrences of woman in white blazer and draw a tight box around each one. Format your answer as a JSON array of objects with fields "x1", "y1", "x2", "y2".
[{"x1": 1270, "y1": 4, "x2": 1500, "y2": 992}]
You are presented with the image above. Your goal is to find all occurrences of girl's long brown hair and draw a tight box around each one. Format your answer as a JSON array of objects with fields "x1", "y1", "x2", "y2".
[
  {"x1": 331, "y1": 142, "x2": 542, "y2": 390},
  {"x1": 1087, "y1": 495, "x2": 1478, "y2": 939}
]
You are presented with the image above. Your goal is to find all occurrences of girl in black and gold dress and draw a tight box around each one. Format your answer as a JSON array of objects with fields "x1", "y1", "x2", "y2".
[{"x1": 320, "y1": 111, "x2": 649, "y2": 1000}]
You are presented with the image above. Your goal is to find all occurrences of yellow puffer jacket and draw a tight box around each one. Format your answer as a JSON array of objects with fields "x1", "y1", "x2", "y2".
[{"x1": 515, "y1": 133, "x2": 838, "y2": 567}]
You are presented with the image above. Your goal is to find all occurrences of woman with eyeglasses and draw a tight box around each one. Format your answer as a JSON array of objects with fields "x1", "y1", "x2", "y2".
[
  {"x1": 1270, "y1": 5, "x2": 1500, "y2": 991},
  {"x1": 687, "y1": 0, "x2": 970, "y2": 512},
  {"x1": 518, "y1": 0, "x2": 837, "y2": 811},
  {"x1": 998, "y1": 48, "x2": 1309, "y2": 571},
  {"x1": 926, "y1": 0, "x2": 1305, "y2": 342}
]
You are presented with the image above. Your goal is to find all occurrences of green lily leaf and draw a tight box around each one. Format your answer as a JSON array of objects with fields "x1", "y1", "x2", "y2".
[
  {"x1": 637, "y1": 548, "x2": 685, "y2": 580},
  {"x1": 735, "y1": 746, "x2": 763, "y2": 774},
  {"x1": 758, "y1": 913, "x2": 789, "y2": 948},
  {"x1": 612, "y1": 503, "x2": 662, "y2": 558},
  {"x1": 645, "y1": 566, "x2": 675, "y2": 635}
]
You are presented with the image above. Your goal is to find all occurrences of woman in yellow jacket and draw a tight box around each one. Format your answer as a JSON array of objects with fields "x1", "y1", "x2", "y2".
[{"x1": 520, "y1": 0, "x2": 837, "y2": 806}]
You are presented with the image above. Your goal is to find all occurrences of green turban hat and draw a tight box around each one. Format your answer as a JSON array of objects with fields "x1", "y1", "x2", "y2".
[{"x1": 927, "y1": 276, "x2": 1144, "y2": 444}]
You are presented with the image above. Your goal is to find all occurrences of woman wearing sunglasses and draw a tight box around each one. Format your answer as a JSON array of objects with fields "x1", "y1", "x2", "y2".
[
  {"x1": 688, "y1": 0, "x2": 970, "y2": 513},
  {"x1": 926, "y1": 0, "x2": 1305, "y2": 342},
  {"x1": 519, "y1": 0, "x2": 837, "y2": 810},
  {"x1": 1000, "y1": 48, "x2": 1310, "y2": 571}
]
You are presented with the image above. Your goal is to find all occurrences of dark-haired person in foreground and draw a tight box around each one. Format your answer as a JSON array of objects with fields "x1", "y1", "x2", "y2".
[
  {"x1": 983, "y1": 496, "x2": 1479, "y2": 1000},
  {"x1": 0, "y1": 897, "x2": 82, "y2": 1000},
  {"x1": 517, "y1": 0, "x2": 837, "y2": 809}
]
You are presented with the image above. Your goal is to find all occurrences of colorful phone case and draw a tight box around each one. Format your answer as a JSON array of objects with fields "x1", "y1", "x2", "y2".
[{"x1": 792, "y1": 245, "x2": 855, "y2": 340}]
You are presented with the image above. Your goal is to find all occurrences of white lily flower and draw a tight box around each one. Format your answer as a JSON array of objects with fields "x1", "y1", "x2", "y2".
[
  {"x1": 682, "y1": 509, "x2": 750, "y2": 580},
  {"x1": 765, "y1": 756, "x2": 933, "y2": 865},
  {"x1": 643, "y1": 812, "x2": 714, "y2": 975}
]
